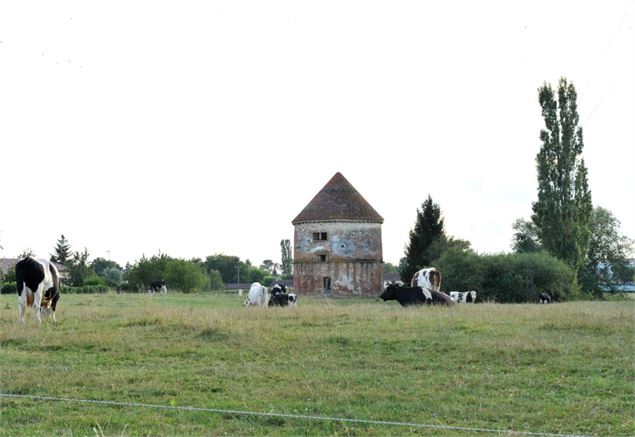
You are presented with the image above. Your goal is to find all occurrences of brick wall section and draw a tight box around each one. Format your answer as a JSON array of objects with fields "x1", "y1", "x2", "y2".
[{"x1": 293, "y1": 221, "x2": 383, "y2": 296}]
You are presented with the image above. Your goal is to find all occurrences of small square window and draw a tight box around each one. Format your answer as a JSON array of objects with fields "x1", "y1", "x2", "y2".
[
  {"x1": 313, "y1": 232, "x2": 328, "y2": 241},
  {"x1": 318, "y1": 254, "x2": 327, "y2": 262}
]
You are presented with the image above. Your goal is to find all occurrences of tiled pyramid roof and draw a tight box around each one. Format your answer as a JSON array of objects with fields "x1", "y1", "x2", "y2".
[{"x1": 292, "y1": 172, "x2": 384, "y2": 224}]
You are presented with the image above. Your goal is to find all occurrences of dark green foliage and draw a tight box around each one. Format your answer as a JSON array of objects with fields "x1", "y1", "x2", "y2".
[
  {"x1": 1, "y1": 281, "x2": 16, "y2": 294},
  {"x1": 532, "y1": 78, "x2": 592, "y2": 275},
  {"x1": 204, "y1": 254, "x2": 242, "y2": 283},
  {"x1": 67, "y1": 248, "x2": 91, "y2": 287},
  {"x1": 401, "y1": 196, "x2": 445, "y2": 282},
  {"x1": 90, "y1": 257, "x2": 124, "y2": 287},
  {"x1": 280, "y1": 239, "x2": 293, "y2": 276},
  {"x1": 165, "y1": 259, "x2": 209, "y2": 293},
  {"x1": 203, "y1": 254, "x2": 268, "y2": 285},
  {"x1": 208, "y1": 269, "x2": 224, "y2": 290},
  {"x1": 126, "y1": 255, "x2": 209, "y2": 292},
  {"x1": 259, "y1": 259, "x2": 279, "y2": 275},
  {"x1": 61, "y1": 284, "x2": 111, "y2": 293},
  {"x1": 436, "y1": 250, "x2": 577, "y2": 302},
  {"x1": 50, "y1": 234, "x2": 73, "y2": 265},
  {"x1": 434, "y1": 249, "x2": 484, "y2": 293},
  {"x1": 383, "y1": 262, "x2": 399, "y2": 274},
  {"x1": 511, "y1": 218, "x2": 541, "y2": 253}
]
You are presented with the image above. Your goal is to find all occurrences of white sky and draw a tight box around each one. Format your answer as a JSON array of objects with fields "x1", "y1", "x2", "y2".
[{"x1": 1, "y1": 1, "x2": 633, "y2": 268}]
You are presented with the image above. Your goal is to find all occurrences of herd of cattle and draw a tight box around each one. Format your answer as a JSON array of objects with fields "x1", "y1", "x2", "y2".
[{"x1": 14, "y1": 257, "x2": 553, "y2": 323}]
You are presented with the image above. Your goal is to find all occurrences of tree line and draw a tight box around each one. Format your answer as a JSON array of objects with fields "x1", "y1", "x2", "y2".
[
  {"x1": 1, "y1": 236, "x2": 294, "y2": 294},
  {"x1": 401, "y1": 78, "x2": 633, "y2": 300}
]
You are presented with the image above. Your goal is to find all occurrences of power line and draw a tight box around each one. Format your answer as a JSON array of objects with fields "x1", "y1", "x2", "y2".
[{"x1": 0, "y1": 392, "x2": 594, "y2": 437}]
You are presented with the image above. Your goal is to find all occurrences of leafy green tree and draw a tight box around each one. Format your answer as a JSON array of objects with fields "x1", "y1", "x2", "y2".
[
  {"x1": 401, "y1": 195, "x2": 445, "y2": 282},
  {"x1": 204, "y1": 254, "x2": 242, "y2": 283},
  {"x1": 165, "y1": 259, "x2": 209, "y2": 293},
  {"x1": 383, "y1": 262, "x2": 399, "y2": 274},
  {"x1": 208, "y1": 269, "x2": 224, "y2": 290},
  {"x1": 427, "y1": 236, "x2": 472, "y2": 264},
  {"x1": 280, "y1": 239, "x2": 293, "y2": 277},
  {"x1": 50, "y1": 234, "x2": 73, "y2": 265},
  {"x1": 126, "y1": 254, "x2": 209, "y2": 292},
  {"x1": 511, "y1": 218, "x2": 541, "y2": 253},
  {"x1": 68, "y1": 248, "x2": 92, "y2": 286},
  {"x1": 532, "y1": 78, "x2": 592, "y2": 277},
  {"x1": 101, "y1": 267, "x2": 123, "y2": 287},
  {"x1": 579, "y1": 207, "x2": 634, "y2": 296},
  {"x1": 260, "y1": 259, "x2": 279, "y2": 275},
  {"x1": 91, "y1": 257, "x2": 122, "y2": 276}
]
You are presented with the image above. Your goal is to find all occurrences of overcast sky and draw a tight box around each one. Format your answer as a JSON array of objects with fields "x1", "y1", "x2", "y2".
[{"x1": 1, "y1": 1, "x2": 633, "y2": 268}]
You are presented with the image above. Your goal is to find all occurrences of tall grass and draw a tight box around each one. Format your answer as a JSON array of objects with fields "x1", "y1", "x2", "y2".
[{"x1": 0, "y1": 293, "x2": 633, "y2": 436}]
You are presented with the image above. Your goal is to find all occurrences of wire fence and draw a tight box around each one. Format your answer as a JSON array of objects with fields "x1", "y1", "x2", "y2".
[{"x1": 1, "y1": 392, "x2": 595, "y2": 437}]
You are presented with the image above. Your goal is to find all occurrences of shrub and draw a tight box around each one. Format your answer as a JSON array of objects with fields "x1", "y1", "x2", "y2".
[
  {"x1": 436, "y1": 250, "x2": 577, "y2": 302},
  {"x1": 61, "y1": 284, "x2": 111, "y2": 294},
  {"x1": 1, "y1": 282, "x2": 16, "y2": 295}
]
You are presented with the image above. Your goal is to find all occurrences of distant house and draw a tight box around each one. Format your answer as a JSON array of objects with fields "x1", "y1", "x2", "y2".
[{"x1": 224, "y1": 283, "x2": 252, "y2": 295}]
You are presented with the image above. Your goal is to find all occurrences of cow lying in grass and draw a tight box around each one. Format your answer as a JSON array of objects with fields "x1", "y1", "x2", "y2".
[
  {"x1": 379, "y1": 282, "x2": 453, "y2": 307},
  {"x1": 449, "y1": 291, "x2": 477, "y2": 303}
]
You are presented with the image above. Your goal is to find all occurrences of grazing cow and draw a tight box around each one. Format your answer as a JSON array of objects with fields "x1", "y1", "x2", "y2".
[
  {"x1": 15, "y1": 256, "x2": 61, "y2": 323},
  {"x1": 269, "y1": 292, "x2": 297, "y2": 307},
  {"x1": 149, "y1": 279, "x2": 167, "y2": 294},
  {"x1": 244, "y1": 282, "x2": 269, "y2": 307},
  {"x1": 449, "y1": 291, "x2": 477, "y2": 304},
  {"x1": 271, "y1": 283, "x2": 287, "y2": 295},
  {"x1": 411, "y1": 267, "x2": 442, "y2": 293},
  {"x1": 539, "y1": 292, "x2": 552, "y2": 304}
]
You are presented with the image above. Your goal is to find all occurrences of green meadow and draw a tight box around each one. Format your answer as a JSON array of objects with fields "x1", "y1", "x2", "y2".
[{"x1": 0, "y1": 293, "x2": 633, "y2": 436}]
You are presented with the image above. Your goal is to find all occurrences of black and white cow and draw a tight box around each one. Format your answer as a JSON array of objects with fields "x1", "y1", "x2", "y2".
[
  {"x1": 268, "y1": 292, "x2": 297, "y2": 307},
  {"x1": 15, "y1": 256, "x2": 60, "y2": 323},
  {"x1": 449, "y1": 291, "x2": 477, "y2": 304},
  {"x1": 270, "y1": 283, "x2": 287, "y2": 295},
  {"x1": 380, "y1": 282, "x2": 454, "y2": 307},
  {"x1": 149, "y1": 279, "x2": 167, "y2": 294},
  {"x1": 411, "y1": 267, "x2": 442, "y2": 295},
  {"x1": 539, "y1": 292, "x2": 552, "y2": 304}
]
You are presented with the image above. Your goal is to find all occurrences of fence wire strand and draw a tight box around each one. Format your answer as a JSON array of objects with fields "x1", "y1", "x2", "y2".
[{"x1": 0, "y1": 392, "x2": 594, "y2": 437}]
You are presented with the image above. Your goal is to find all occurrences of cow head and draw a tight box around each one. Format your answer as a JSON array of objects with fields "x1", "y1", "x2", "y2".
[{"x1": 379, "y1": 282, "x2": 399, "y2": 301}]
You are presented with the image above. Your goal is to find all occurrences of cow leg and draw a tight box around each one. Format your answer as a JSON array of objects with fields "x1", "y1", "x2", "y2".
[
  {"x1": 50, "y1": 293, "x2": 60, "y2": 322},
  {"x1": 18, "y1": 288, "x2": 26, "y2": 323},
  {"x1": 34, "y1": 283, "x2": 44, "y2": 323}
]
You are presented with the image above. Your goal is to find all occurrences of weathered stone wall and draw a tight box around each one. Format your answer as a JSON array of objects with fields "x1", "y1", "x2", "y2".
[{"x1": 293, "y1": 221, "x2": 383, "y2": 296}]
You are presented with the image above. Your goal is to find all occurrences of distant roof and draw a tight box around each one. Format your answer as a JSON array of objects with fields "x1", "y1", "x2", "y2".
[
  {"x1": 0, "y1": 258, "x2": 66, "y2": 274},
  {"x1": 292, "y1": 172, "x2": 384, "y2": 224}
]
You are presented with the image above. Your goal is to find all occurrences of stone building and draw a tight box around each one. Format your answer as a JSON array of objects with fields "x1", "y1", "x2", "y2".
[{"x1": 292, "y1": 172, "x2": 384, "y2": 297}]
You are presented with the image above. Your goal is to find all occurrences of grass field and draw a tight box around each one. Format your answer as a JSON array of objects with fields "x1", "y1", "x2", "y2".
[{"x1": 0, "y1": 293, "x2": 633, "y2": 436}]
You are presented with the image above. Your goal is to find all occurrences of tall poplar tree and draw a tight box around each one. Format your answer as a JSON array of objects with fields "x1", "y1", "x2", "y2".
[
  {"x1": 401, "y1": 196, "x2": 445, "y2": 282},
  {"x1": 280, "y1": 239, "x2": 293, "y2": 277},
  {"x1": 532, "y1": 78, "x2": 592, "y2": 275}
]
